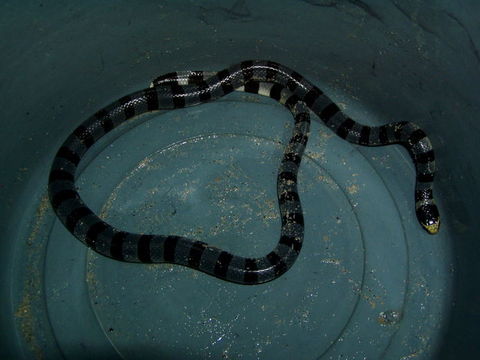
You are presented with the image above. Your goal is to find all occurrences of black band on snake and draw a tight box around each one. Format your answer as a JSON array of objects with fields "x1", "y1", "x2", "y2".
[{"x1": 48, "y1": 60, "x2": 440, "y2": 285}]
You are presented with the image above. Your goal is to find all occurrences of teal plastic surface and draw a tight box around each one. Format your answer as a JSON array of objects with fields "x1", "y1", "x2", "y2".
[{"x1": 1, "y1": 1, "x2": 478, "y2": 359}]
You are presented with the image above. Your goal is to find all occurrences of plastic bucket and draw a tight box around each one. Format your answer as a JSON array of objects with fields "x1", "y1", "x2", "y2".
[{"x1": 1, "y1": 2, "x2": 478, "y2": 359}]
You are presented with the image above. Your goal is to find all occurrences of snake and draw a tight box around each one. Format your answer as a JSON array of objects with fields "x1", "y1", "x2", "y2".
[{"x1": 48, "y1": 60, "x2": 440, "y2": 285}]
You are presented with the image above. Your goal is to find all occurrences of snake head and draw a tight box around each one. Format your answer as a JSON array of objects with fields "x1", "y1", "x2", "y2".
[
  {"x1": 417, "y1": 203, "x2": 440, "y2": 235},
  {"x1": 422, "y1": 217, "x2": 440, "y2": 234}
]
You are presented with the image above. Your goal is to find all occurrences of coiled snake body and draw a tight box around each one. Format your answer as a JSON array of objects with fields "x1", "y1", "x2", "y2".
[{"x1": 48, "y1": 60, "x2": 440, "y2": 285}]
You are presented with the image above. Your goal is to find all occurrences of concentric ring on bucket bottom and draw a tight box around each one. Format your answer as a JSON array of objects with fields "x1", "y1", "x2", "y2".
[{"x1": 77, "y1": 133, "x2": 407, "y2": 359}]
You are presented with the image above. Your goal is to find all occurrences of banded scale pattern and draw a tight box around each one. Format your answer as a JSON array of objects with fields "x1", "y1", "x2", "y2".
[
  {"x1": 49, "y1": 72, "x2": 311, "y2": 284},
  {"x1": 48, "y1": 60, "x2": 440, "y2": 286},
  {"x1": 151, "y1": 61, "x2": 440, "y2": 234}
]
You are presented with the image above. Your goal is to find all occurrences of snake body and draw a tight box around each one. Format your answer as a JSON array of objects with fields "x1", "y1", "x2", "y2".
[{"x1": 48, "y1": 60, "x2": 440, "y2": 285}]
